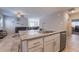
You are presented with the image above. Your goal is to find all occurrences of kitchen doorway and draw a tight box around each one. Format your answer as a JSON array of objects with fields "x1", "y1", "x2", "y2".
[{"x1": 72, "y1": 19, "x2": 79, "y2": 35}]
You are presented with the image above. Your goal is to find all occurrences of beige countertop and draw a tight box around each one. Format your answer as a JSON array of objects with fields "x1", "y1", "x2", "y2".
[{"x1": 20, "y1": 30, "x2": 64, "y2": 41}]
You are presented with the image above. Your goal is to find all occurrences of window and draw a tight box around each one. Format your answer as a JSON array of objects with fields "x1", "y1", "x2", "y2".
[
  {"x1": 0, "y1": 16, "x2": 3, "y2": 27},
  {"x1": 28, "y1": 18, "x2": 39, "y2": 27}
]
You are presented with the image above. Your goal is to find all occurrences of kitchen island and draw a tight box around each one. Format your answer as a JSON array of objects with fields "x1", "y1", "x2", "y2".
[
  {"x1": 19, "y1": 30, "x2": 65, "y2": 52},
  {"x1": 0, "y1": 30, "x2": 66, "y2": 52}
]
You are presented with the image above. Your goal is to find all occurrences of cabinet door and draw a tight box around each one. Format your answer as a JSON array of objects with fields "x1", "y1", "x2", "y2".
[
  {"x1": 44, "y1": 41, "x2": 54, "y2": 52},
  {"x1": 44, "y1": 35, "x2": 55, "y2": 52},
  {"x1": 28, "y1": 38, "x2": 43, "y2": 49},
  {"x1": 21, "y1": 41, "x2": 28, "y2": 52},
  {"x1": 28, "y1": 38, "x2": 43, "y2": 52},
  {"x1": 21, "y1": 38, "x2": 43, "y2": 52},
  {"x1": 54, "y1": 36, "x2": 60, "y2": 52}
]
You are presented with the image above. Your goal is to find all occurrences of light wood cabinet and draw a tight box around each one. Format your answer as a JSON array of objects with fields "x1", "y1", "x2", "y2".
[
  {"x1": 21, "y1": 33, "x2": 60, "y2": 52},
  {"x1": 21, "y1": 38, "x2": 43, "y2": 52},
  {"x1": 44, "y1": 41, "x2": 55, "y2": 52},
  {"x1": 28, "y1": 38, "x2": 43, "y2": 49},
  {"x1": 44, "y1": 34, "x2": 60, "y2": 52},
  {"x1": 54, "y1": 34, "x2": 60, "y2": 52},
  {"x1": 44, "y1": 35, "x2": 55, "y2": 52}
]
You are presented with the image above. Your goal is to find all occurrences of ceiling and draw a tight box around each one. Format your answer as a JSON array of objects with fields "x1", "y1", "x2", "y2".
[
  {"x1": 68, "y1": 8, "x2": 79, "y2": 14},
  {"x1": 0, "y1": 7, "x2": 72, "y2": 18}
]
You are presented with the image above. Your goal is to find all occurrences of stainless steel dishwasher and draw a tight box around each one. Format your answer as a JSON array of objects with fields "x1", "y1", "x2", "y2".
[{"x1": 60, "y1": 31, "x2": 66, "y2": 51}]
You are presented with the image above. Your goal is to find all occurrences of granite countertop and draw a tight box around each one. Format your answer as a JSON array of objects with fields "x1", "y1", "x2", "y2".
[
  {"x1": 20, "y1": 30, "x2": 64, "y2": 41},
  {"x1": 0, "y1": 33, "x2": 20, "y2": 52}
]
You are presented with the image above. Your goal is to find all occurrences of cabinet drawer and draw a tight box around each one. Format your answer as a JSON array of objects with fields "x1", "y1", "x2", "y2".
[
  {"x1": 44, "y1": 40, "x2": 54, "y2": 45},
  {"x1": 44, "y1": 35, "x2": 54, "y2": 42},
  {"x1": 44, "y1": 42, "x2": 55, "y2": 52},
  {"x1": 28, "y1": 45, "x2": 43, "y2": 52},
  {"x1": 28, "y1": 38, "x2": 43, "y2": 49}
]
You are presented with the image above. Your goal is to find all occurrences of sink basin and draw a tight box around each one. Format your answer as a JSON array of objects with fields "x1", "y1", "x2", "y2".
[{"x1": 39, "y1": 31, "x2": 54, "y2": 34}]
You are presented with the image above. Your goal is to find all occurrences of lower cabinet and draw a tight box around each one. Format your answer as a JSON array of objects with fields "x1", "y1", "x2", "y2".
[
  {"x1": 21, "y1": 33, "x2": 60, "y2": 52},
  {"x1": 54, "y1": 34, "x2": 60, "y2": 52},
  {"x1": 44, "y1": 34, "x2": 60, "y2": 52},
  {"x1": 44, "y1": 42, "x2": 55, "y2": 52},
  {"x1": 21, "y1": 38, "x2": 43, "y2": 52},
  {"x1": 44, "y1": 35, "x2": 55, "y2": 52}
]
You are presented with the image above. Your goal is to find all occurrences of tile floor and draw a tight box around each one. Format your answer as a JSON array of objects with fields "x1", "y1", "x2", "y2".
[{"x1": 63, "y1": 34, "x2": 79, "y2": 52}]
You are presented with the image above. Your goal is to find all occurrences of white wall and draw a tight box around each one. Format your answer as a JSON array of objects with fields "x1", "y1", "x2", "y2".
[
  {"x1": 5, "y1": 16, "x2": 28, "y2": 33},
  {"x1": 40, "y1": 12, "x2": 66, "y2": 31},
  {"x1": 4, "y1": 11, "x2": 67, "y2": 33}
]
